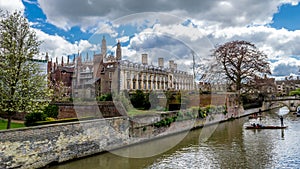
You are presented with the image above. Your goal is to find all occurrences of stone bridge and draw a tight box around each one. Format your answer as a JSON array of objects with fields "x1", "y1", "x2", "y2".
[{"x1": 263, "y1": 97, "x2": 300, "y2": 112}]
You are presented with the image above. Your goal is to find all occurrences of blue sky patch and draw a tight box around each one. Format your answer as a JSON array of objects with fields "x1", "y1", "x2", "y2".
[{"x1": 270, "y1": 3, "x2": 300, "y2": 31}]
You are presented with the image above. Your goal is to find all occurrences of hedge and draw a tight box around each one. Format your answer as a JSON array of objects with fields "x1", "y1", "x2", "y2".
[{"x1": 27, "y1": 116, "x2": 96, "y2": 126}]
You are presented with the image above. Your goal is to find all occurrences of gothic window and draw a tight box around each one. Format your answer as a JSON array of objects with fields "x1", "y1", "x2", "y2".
[
  {"x1": 109, "y1": 72, "x2": 112, "y2": 79},
  {"x1": 127, "y1": 81, "x2": 130, "y2": 89},
  {"x1": 133, "y1": 81, "x2": 136, "y2": 89},
  {"x1": 126, "y1": 72, "x2": 130, "y2": 79}
]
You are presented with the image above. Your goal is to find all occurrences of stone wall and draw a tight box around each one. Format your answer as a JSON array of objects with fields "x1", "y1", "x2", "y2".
[
  {"x1": 187, "y1": 94, "x2": 228, "y2": 108},
  {"x1": 0, "y1": 101, "x2": 123, "y2": 121},
  {"x1": 56, "y1": 101, "x2": 124, "y2": 119},
  {"x1": 0, "y1": 107, "x2": 259, "y2": 169},
  {"x1": 0, "y1": 117, "x2": 129, "y2": 169}
]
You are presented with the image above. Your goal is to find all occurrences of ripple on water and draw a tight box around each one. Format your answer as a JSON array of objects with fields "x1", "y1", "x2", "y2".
[{"x1": 147, "y1": 145, "x2": 221, "y2": 169}]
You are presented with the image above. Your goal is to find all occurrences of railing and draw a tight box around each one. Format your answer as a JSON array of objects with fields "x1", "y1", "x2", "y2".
[{"x1": 265, "y1": 96, "x2": 300, "y2": 101}]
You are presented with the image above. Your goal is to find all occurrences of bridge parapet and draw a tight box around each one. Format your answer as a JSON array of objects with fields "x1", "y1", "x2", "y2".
[{"x1": 263, "y1": 97, "x2": 300, "y2": 112}]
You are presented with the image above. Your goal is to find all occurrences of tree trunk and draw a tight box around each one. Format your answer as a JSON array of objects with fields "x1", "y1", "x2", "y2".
[{"x1": 7, "y1": 115, "x2": 12, "y2": 129}]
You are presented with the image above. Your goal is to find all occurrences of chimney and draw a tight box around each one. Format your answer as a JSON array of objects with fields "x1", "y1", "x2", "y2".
[
  {"x1": 54, "y1": 62, "x2": 56, "y2": 71},
  {"x1": 61, "y1": 56, "x2": 64, "y2": 66},
  {"x1": 142, "y1": 54, "x2": 148, "y2": 65},
  {"x1": 45, "y1": 52, "x2": 49, "y2": 61},
  {"x1": 169, "y1": 60, "x2": 174, "y2": 69},
  {"x1": 174, "y1": 63, "x2": 177, "y2": 70},
  {"x1": 158, "y1": 58, "x2": 164, "y2": 68}
]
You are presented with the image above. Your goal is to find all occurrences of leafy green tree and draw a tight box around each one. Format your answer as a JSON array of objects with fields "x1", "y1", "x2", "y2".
[
  {"x1": 130, "y1": 90, "x2": 146, "y2": 109},
  {"x1": 289, "y1": 88, "x2": 300, "y2": 96},
  {"x1": 0, "y1": 11, "x2": 52, "y2": 129}
]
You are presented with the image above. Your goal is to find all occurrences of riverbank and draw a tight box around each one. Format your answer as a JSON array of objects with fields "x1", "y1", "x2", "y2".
[
  {"x1": 58, "y1": 107, "x2": 297, "y2": 169},
  {"x1": 0, "y1": 107, "x2": 263, "y2": 169}
]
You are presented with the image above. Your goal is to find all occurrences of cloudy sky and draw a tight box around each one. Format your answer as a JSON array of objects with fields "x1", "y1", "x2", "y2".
[{"x1": 1, "y1": 0, "x2": 300, "y2": 79}]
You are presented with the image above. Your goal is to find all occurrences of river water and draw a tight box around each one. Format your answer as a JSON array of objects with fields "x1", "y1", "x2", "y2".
[{"x1": 50, "y1": 108, "x2": 300, "y2": 169}]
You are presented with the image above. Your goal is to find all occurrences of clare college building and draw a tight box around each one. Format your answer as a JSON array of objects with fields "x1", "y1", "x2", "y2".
[{"x1": 48, "y1": 36, "x2": 195, "y2": 98}]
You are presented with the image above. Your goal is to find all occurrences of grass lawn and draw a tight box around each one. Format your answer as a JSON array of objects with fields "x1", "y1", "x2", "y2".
[
  {"x1": 126, "y1": 109, "x2": 160, "y2": 116},
  {"x1": 0, "y1": 119, "x2": 25, "y2": 130}
]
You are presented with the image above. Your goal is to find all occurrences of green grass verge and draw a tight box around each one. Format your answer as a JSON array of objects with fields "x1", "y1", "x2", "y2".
[
  {"x1": 0, "y1": 119, "x2": 25, "y2": 130},
  {"x1": 126, "y1": 109, "x2": 159, "y2": 116},
  {"x1": 26, "y1": 116, "x2": 96, "y2": 126}
]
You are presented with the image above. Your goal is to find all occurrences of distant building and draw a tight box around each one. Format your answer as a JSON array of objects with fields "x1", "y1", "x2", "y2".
[
  {"x1": 119, "y1": 54, "x2": 194, "y2": 92},
  {"x1": 47, "y1": 53, "x2": 74, "y2": 98},
  {"x1": 252, "y1": 75, "x2": 277, "y2": 96},
  {"x1": 47, "y1": 36, "x2": 195, "y2": 99},
  {"x1": 276, "y1": 76, "x2": 300, "y2": 96}
]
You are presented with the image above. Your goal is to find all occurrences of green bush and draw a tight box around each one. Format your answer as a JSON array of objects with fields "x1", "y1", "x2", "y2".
[
  {"x1": 154, "y1": 116, "x2": 176, "y2": 127},
  {"x1": 25, "y1": 111, "x2": 47, "y2": 126},
  {"x1": 222, "y1": 105, "x2": 228, "y2": 115},
  {"x1": 198, "y1": 108, "x2": 206, "y2": 118},
  {"x1": 43, "y1": 104, "x2": 59, "y2": 118},
  {"x1": 96, "y1": 93, "x2": 113, "y2": 101},
  {"x1": 130, "y1": 90, "x2": 146, "y2": 109},
  {"x1": 45, "y1": 117, "x2": 56, "y2": 121}
]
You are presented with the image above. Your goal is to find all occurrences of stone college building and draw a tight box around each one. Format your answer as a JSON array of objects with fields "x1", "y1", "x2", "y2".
[{"x1": 48, "y1": 36, "x2": 195, "y2": 98}]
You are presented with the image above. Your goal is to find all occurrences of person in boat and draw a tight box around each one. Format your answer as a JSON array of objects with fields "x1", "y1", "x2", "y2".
[
  {"x1": 297, "y1": 107, "x2": 300, "y2": 116},
  {"x1": 258, "y1": 109, "x2": 262, "y2": 115},
  {"x1": 280, "y1": 116, "x2": 284, "y2": 127}
]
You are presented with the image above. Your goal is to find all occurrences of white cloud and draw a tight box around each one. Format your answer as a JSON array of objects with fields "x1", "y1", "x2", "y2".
[
  {"x1": 34, "y1": 29, "x2": 98, "y2": 62},
  {"x1": 32, "y1": 0, "x2": 300, "y2": 77},
  {"x1": 36, "y1": 0, "x2": 300, "y2": 30},
  {"x1": 0, "y1": 0, "x2": 25, "y2": 13},
  {"x1": 115, "y1": 17, "x2": 300, "y2": 76},
  {"x1": 93, "y1": 22, "x2": 118, "y2": 37},
  {"x1": 117, "y1": 36, "x2": 130, "y2": 43}
]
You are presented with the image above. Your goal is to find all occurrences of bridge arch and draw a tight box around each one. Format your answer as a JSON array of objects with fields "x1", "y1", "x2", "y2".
[{"x1": 263, "y1": 98, "x2": 300, "y2": 112}]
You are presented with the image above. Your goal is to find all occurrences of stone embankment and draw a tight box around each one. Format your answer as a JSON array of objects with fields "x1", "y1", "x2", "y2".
[{"x1": 0, "y1": 107, "x2": 261, "y2": 169}]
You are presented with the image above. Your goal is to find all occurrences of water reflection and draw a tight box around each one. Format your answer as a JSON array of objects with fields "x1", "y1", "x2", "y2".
[
  {"x1": 281, "y1": 129, "x2": 284, "y2": 139},
  {"x1": 50, "y1": 109, "x2": 300, "y2": 169}
]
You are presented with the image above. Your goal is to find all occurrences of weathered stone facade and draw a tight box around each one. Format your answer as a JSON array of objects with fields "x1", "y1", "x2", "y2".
[
  {"x1": 0, "y1": 117, "x2": 129, "y2": 169},
  {"x1": 56, "y1": 101, "x2": 124, "y2": 119}
]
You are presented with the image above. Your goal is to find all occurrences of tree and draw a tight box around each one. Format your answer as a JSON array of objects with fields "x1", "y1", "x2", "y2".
[
  {"x1": 0, "y1": 11, "x2": 52, "y2": 129},
  {"x1": 290, "y1": 88, "x2": 300, "y2": 96},
  {"x1": 130, "y1": 90, "x2": 146, "y2": 109},
  {"x1": 212, "y1": 40, "x2": 271, "y2": 104}
]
